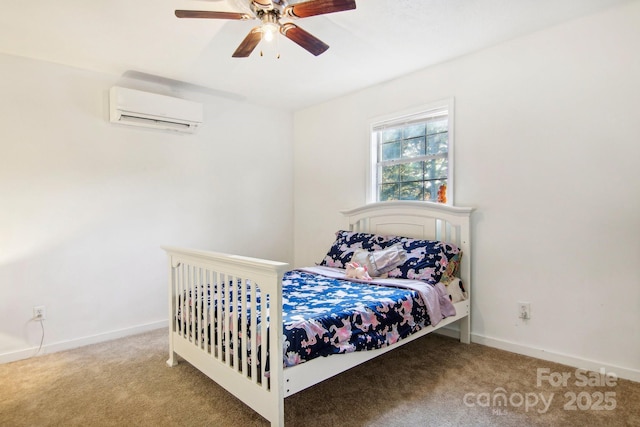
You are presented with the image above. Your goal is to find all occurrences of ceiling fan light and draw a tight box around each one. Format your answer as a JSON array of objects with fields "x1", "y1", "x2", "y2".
[{"x1": 262, "y1": 22, "x2": 278, "y2": 42}]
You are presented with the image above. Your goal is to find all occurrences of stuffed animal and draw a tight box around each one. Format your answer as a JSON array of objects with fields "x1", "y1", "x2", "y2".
[
  {"x1": 446, "y1": 278, "x2": 467, "y2": 303},
  {"x1": 437, "y1": 184, "x2": 447, "y2": 204},
  {"x1": 345, "y1": 262, "x2": 372, "y2": 280}
]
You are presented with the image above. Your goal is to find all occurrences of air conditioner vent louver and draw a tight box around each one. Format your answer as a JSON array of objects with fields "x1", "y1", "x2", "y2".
[{"x1": 109, "y1": 86, "x2": 203, "y2": 133}]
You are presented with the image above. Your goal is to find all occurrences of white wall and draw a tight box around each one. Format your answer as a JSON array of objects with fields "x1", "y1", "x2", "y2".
[
  {"x1": 293, "y1": 2, "x2": 640, "y2": 380},
  {"x1": 0, "y1": 54, "x2": 293, "y2": 361}
]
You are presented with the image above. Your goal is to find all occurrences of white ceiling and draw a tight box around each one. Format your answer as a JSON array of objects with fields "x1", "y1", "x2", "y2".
[{"x1": 0, "y1": 0, "x2": 632, "y2": 110}]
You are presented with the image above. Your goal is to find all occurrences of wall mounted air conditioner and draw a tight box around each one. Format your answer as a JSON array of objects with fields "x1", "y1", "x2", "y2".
[{"x1": 109, "y1": 86, "x2": 203, "y2": 133}]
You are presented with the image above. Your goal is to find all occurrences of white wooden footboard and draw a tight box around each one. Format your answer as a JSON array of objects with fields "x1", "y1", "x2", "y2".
[{"x1": 163, "y1": 246, "x2": 289, "y2": 427}]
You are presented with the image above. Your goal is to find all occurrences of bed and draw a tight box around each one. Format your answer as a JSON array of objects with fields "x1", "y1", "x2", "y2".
[{"x1": 163, "y1": 201, "x2": 473, "y2": 426}]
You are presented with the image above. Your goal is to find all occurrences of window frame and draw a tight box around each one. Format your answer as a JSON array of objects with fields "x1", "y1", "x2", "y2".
[{"x1": 367, "y1": 98, "x2": 455, "y2": 205}]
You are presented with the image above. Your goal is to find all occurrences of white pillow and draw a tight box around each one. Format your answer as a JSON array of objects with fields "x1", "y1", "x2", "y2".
[{"x1": 350, "y1": 245, "x2": 407, "y2": 277}]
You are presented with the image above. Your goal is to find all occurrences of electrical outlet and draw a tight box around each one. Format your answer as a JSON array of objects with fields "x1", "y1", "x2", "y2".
[
  {"x1": 33, "y1": 305, "x2": 46, "y2": 320},
  {"x1": 518, "y1": 302, "x2": 531, "y2": 320}
]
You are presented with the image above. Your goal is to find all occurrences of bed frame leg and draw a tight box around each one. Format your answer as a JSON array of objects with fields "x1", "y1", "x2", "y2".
[
  {"x1": 460, "y1": 315, "x2": 471, "y2": 344},
  {"x1": 166, "y1": 350, "x2": 178, "y2": 367},
  {"x1": 270, "y1": 408, "x2": 284, "y2": 427}
]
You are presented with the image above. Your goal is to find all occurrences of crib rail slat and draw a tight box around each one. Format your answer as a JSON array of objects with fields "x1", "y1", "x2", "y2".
[
  {"x1": 260, "y1": 290, "x2": 268, "y2": 390},
  {"x1": 239, "y1": 278, "x2": 247, "y2": 376},
  {"x1": 189, "y1": 266, "x2": 195, "y2": 344},
  {"x1": 196, "y1": 267, "x2": 202, "y2": 349},
  {"x1": 225, "y1": 274, "x2": 232, "y2": 367},
  {"x1": 217, "y1": 272, "x2": 223, "y2": 361},
  {"x1": 210, "y1": 271, "x2": 217, "y2": 358}
]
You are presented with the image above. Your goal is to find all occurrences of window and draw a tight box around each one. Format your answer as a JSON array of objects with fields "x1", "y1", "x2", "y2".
[{"x1": 369, "y1": 99, "x2": 453, "y2": 204}]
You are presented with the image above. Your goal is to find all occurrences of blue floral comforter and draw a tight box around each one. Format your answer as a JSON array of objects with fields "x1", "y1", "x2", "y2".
[
  {"x1": 281, "y1": 268, "x2": 442, "y2": 367},
  {"x1": 180, "y1": 268, "x2": 453, "y2": 369}
]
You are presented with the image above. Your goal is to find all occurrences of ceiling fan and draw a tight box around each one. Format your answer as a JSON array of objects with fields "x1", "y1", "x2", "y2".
[{"x1": 175, "y1": 0, "x2": 357, "y2": 57}]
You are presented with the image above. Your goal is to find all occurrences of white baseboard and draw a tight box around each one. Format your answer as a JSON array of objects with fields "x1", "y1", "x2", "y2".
[
  {"x1": 0, "y1": 320, "x2": 168, "y2": 365},
  {"x1": 471, "y1": 332, "x2": 640, "y2": 383},
  {"x1": 4, "y1": 321, "x2": 639, "y2": 383},
  {"x1": 433, "y1": 326, "x2": 639, "y2": 383}
]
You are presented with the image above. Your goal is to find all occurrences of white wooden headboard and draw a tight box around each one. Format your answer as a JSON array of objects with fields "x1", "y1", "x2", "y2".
[
  {"x1": 342, "y1": 201, "x2": 472, "y2": 248},
  {"x1": 342, "y1": 201, "x2": 474, "y2": 292}
]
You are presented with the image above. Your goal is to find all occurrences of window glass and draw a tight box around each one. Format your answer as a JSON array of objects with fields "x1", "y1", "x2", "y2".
[{"x1": 371, "y1": 102, "x2": 453, "y2": 203}]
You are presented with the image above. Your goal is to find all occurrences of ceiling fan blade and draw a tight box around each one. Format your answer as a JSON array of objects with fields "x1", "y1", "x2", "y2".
[
  {"x1": 284, "y1": 0, "x2": 356, "y2": 18},
  {"x1": 253, "y1": 0, "x2": 274, "y2": 8},
  {"x1": 280, "y1": 23, "x2": 329, "y2": 56},
  {"x1": 232, "y1": 27, "x2": 263, "y2": 57},
  {"x1": 175, "y1": 10, "x2": 252, "y2": 20}
]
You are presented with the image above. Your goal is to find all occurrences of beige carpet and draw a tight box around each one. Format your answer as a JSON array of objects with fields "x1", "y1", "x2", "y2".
[{"x1": 1, "y1": 328, "x2": 638, "y2": 427}]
